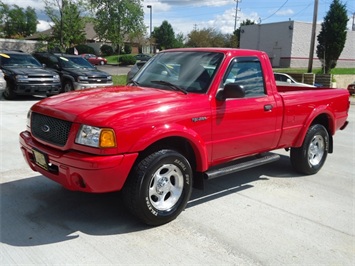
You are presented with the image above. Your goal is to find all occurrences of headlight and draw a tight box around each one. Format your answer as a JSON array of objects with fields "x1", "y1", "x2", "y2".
[
  {"x1": 78, "y1": 76, "x2": 89, "y2": 82},
  {"x1": 75, "y1": 125, "x2": 116, "y2": 148},
  {"x1": 16, "y1": 75, "x2": 28, "y2": 82},
  {"x1": 107, "y1": 75, "x2": 112, "y2": 81},
  {"x1": 53, "y1": 74, "x2": 60, "y2": 82}
]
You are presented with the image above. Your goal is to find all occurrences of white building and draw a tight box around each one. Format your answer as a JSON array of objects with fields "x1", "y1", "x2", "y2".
[{"x1": 240, "y1": 21, "x2": 355, "y2": 68}]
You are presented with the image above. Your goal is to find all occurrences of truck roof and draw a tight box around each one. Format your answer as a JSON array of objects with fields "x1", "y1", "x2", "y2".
[{"x1": 160, "y1": 47, "x2": 267, "y2": 56}]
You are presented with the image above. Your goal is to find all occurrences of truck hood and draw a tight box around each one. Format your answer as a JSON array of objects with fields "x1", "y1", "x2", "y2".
[
  {"x1": 65, "y1": 68, "x2": 109, "y2": 77},
  {"x1": 32, "y1": 86, "x2": 194, "y2": 126},
  {"x1": 3, "y1": 66, "x2": 56, "y2": 76}
]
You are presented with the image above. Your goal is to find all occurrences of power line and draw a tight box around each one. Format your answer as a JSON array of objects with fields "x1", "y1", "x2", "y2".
[
  {"x1": 291, "y1": 2, "x2": 313, "y2": 19},
  {"x1": 260, "y1": 0, "x2": 289, "y2": 22}
]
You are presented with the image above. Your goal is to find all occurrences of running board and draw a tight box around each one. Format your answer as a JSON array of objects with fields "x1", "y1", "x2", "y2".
[{"x1": 205, "y1": 153, "x2": 280, "y2": 180}]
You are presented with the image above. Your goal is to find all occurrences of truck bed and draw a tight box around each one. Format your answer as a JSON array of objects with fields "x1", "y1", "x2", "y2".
[{"x1": 276, "y1": 85, "x2": 349, "y2": 148}]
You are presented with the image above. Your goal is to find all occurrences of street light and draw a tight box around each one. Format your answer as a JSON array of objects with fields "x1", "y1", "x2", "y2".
[{"x1": 147, "y1": 5, "x2": 152, "y2": 54}]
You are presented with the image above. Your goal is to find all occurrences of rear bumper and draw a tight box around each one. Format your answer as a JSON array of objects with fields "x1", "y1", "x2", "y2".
[{"x1": 19, "y1": 131, "x2": 138, "y2": 193}]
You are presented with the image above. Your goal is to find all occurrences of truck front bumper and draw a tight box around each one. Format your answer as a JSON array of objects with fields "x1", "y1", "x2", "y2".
[
  {"x1": 74, "y1": 82, "x2": 113, "y2": 90},
  {"x1": 14, "y1": 83, "x2": 61, "y2": 95},
  {"x1": 19, "y1": 131, "x2": 138, "y2": 193}
]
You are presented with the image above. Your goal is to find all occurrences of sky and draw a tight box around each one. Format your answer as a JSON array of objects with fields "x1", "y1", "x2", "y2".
[{"x1": 2, "y1": 0, "x2": 355, "y2": 36}]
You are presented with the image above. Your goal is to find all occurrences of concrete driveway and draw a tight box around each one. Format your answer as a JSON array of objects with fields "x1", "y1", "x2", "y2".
[{"x1": 1, "y1": 95, "x2": 354, "y2": 265}]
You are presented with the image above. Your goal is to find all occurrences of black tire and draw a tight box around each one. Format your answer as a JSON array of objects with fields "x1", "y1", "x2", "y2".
[
  {"x1": 3, "y1": 81, "x2": 17, "y2": 100},
  {"x1": 122, "y1": 149, "x2": 193, "y2": 226},
  {"x1": 63, "y1": 81, "x2": 74, "y2": 92},
  {"x1": 100, "y1": 60, "x2": 105, "y2": 65},
  {"x1": 290, "y1": 124, "x2": 329, "y2": 175}
]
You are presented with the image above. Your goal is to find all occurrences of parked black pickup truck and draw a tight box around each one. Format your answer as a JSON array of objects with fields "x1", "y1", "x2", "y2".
[
  {"x1": 32, "y1": 52, "x2": 113, "y2": 92},
  {"x1": 0, "y1": 50, "x2": 61, "y2": 100}
]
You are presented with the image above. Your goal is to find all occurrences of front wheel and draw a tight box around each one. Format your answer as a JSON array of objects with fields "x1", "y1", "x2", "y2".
[
  {"x1": 122, "y1": 149, "x2": 193, "y2": 226},
  {"x1": 3, "y1": 81, "x2": 17, "y2": 100},
  {"x1": 290, "y1": 124, "x2": 329, "y2": 175},
  {"x1": 63, "y1": 81, "x2": 74, "y2": 92}
]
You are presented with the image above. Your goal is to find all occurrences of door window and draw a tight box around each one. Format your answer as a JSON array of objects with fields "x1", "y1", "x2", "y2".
[{"x1": 221, "y1": 58, "x2": 266, "y2": 97}]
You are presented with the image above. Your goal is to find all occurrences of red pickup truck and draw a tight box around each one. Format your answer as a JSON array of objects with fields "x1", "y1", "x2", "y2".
[{"x1": 19, "y1": 48, "x2": 350, "y2": 225}]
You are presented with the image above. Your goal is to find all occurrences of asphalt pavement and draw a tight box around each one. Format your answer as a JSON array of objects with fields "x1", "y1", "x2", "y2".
[
  {"x1": 0, "y1": 95, "x2": 354, "y2": 265},
  {"x1": 97, "y1": 64, "x2": 131, "y2": 76}
]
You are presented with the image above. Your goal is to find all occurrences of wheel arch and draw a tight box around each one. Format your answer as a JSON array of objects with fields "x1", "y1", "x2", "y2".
[
  {"x1": 136, "y1": 136, "x2": 207, "y2": 174},
  {"x1": 294, "y1": 111, "x2": 334, "y2": 153},
  {"x1": 61, "y1": 74, "x2": 75, "y2": 87}
]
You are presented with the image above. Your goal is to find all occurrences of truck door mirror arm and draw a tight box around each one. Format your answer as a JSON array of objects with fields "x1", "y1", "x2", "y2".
[{"x1": 216, "y1": 83, "x2": 245, "y2": 101}]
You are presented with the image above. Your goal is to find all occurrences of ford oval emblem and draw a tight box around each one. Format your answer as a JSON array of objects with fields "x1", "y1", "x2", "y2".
[{"x1": 41, "y1": 124, "x2": 50, "y2": 133}]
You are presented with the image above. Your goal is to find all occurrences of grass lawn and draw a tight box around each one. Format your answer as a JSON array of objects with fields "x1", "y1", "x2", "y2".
[
  {"x1": 112, "y1": 75, "x2": 127, "y2": 85},
  {"x1": 106, "y1": 55, "x2": 119, "y2": 64}
]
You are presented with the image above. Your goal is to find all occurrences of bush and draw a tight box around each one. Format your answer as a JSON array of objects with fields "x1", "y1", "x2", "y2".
[
  {"x1": 118, "y1": 54, "x2": 136, "y2": 65},
  {"x1": 124, "y1": 44, "x2": 132, "y2": 54},
  {"x1": 101, "y1": 44, "x2": 114, "y2": 56}
]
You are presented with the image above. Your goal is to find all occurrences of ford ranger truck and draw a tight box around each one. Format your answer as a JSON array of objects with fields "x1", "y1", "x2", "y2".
[{"x1": 19, "y1": 48, "x2": 350, "y2": 226}]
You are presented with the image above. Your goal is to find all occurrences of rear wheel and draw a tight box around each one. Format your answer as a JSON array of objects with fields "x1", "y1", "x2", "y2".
[
  {"x1": 122, "y1": 149, "x2": 193, "y2": 226},
  {"x1": 290, "y1": 124, "x2": 329, "y2": 175}
]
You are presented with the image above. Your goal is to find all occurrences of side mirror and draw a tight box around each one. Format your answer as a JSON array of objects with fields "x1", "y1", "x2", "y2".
[
  {"x1": 286, "y1": 78, "x2": 292, "y2": 83},
  {"x1": 216, "y1": 83, "x2": 245, "y2": 101}
]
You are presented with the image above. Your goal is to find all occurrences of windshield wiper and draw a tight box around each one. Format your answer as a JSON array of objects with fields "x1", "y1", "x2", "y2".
[
  {"x1": 127, "y1": 80, "x2": 140, "y2": 86},
  {"x1": 151, "y1": 80, "x2": 187, "y2": 94}
]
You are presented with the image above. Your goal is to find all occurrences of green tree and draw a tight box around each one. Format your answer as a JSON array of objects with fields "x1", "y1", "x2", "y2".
[
  {"x1": 174, "y1": 33, "x2": 185, "y2": 48},
  {"x1": 316, "y1": 0, "x2": 348, "y2": 74},
  {"x1": 24, "y1": 7, "x2": 37, "y2": 36},
  {"x1": 44, "y1": 0, "x2": 86, "y2": 51},
  {"x1": 0, "y1": 2, "x2": 37, "y2": 38},
  {"x1": 89, "y1": 0, "x2": 145, "y2": 54},
  {"x1": 152, "y1": 20, "x2": 176, "y2": 50},
  {"x1": 186, "y1": 28, "x2": 229, "y2": 47}
]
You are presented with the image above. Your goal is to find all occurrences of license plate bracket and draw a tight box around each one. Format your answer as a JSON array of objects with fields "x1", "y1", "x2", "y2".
[{"x1": 33, "y1": 149, "x2": 48, "y2": 171}]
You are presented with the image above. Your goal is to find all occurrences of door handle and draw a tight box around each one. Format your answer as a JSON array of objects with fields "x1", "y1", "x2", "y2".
[{"x1": 264, "y1": 104, "x2": 273, "y2": 111}]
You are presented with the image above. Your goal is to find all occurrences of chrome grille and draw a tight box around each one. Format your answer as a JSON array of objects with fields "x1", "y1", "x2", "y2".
[
  {"x1": 31, "y1": 112, "x2": 72, "y2": 147},
  {"x1": 88, "y1": 76, "x2": 110, "y2": 84}
]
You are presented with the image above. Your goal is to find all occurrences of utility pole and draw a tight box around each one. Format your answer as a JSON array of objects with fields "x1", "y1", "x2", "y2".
[
  {"x1": 234, "y1": 0, "x2": 241, "y2": 31},
  {"x1": 307, "y1": 0, "x2": 319, "y2": 73},
  {"x1": 147, "y1": 5, "x2": 152, "y2": 54}
]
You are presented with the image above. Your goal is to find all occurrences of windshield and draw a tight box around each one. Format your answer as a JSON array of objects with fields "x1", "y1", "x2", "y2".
[
  {"x1": 0, "y1": 54, "x2": 42, "y2": 68},
  {"x1": 59, "y1": 56, "x2": 95, "y2": 69},
  {"x1": 133, "y1": 51, "x2": 224, "y2": 93}
]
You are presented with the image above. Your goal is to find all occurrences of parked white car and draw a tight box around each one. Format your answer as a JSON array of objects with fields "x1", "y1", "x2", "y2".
[
  {"x1": 274, "y1": 72, "x2": 315, "y2": 87},
  {"x1": 0, "y1": 70, "x2": 6, "y2": 94}
]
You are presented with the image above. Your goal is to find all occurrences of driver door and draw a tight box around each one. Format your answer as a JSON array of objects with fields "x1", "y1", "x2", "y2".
[{"x1": 211, "y1": 57, "x2": 281, "y2": 163}]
